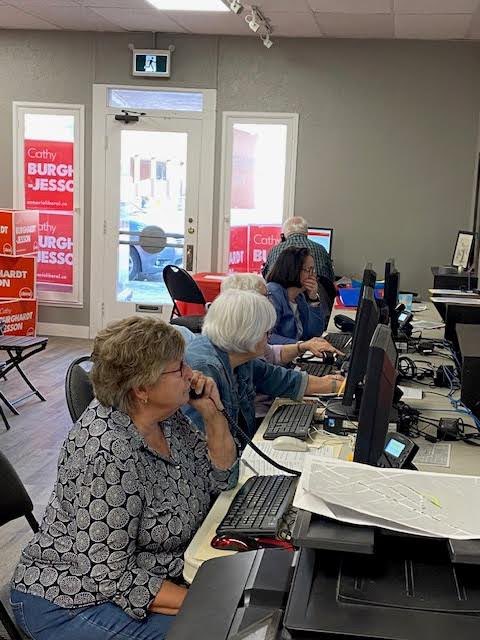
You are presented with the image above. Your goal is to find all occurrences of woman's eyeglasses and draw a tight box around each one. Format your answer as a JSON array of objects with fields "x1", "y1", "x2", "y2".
[
  {"x1": 161, "y1": 360, "x2": 188, "y2": 377},
  {"x1": 301, "y1": 267, "x2": 316, "y2": 275}
]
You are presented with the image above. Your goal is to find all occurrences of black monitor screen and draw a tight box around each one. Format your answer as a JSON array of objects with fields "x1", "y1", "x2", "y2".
[
  {"x1": 343, "y1": 286, "x2": 380, "y2": 407},
  {"x1": 354, "y1": 324, "x2": 398, "y2": 466},
  {"x1": 384, "y1": 264, "x2": 400, "y2": 336},
  {"x1": 358, "y1": 263, "x2": 376, "y2": 304}
]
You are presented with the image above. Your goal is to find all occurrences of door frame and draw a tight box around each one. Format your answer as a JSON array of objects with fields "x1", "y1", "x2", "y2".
[
  {"x1": 90, "y1": 84, "x2": 216, "y2": 337},
  {"x1": 217, "y1": 112, "x2": 299, "y2": 272}
]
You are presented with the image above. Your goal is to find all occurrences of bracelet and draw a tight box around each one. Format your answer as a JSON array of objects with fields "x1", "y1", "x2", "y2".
[
  {"x1": 297, "y1": 341, "x2": 305, "y2": 355},
  {"x1": 308, "y1": 293, "x2": 319, "y2": 302}
]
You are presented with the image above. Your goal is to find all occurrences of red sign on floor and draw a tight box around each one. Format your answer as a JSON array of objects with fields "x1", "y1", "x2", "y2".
[{"x1": 0, "y1": 298, "x2": 37, "y2": 336}]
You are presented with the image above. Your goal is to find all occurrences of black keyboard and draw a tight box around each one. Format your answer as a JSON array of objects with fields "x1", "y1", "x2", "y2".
[
  {"x1": 263, "y1": 403, "x2": 315, "y2": 440},
  {"x1": 297, "y1": 362, "x2": 334, "y2": 377},
  {"x1": 324, "y1": 332, "x2": 353, "y2": 352},
  {"x1": 216, "y1": 475, "x2": 297, "y2": 537}
]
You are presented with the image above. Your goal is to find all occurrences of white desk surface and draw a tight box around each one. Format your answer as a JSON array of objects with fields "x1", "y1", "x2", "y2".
[{"x1": 183, "y1": 303, "x2": 480, "y2": 584}]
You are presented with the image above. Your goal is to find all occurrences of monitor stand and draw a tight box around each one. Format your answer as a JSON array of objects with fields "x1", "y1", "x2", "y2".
[{"x1": 325, "y1": 394, "x2": 398, "y2": 434}]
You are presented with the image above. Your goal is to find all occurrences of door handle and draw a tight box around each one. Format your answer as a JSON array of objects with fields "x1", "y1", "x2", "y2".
[{"x1": 186, "y1": 245, "x2": 194, "y2": 271}]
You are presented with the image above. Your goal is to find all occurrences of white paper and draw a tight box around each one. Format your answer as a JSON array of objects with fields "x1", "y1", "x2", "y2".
[
  {"x1": 411, "y1": 303, "x2": 427, "y2": 312},
  {"x1": 431, "y1": 296, "x2": 480, "y2": 305},
  {"x1": 411, "y1": 320, "x2": 445, "y2": 330},
  {"x1": 242, "y1": 441, "x2": 337, "y2": 476},
  {"x1": 398, "y1": 385, "x2": 423, "y2": 400},
  {"x1": 303, "y1": 458, "x2": 480, "y2": 539},
  {"x1": 429, "y1": 289, "x2": 478, "y2": 296},
  {"x1": 415, "y1": 443, "x2": 451, "y2": 468}
]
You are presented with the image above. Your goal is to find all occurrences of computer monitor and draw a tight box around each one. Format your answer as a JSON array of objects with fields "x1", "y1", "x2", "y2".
[
  {"x1": 325, "y1": 286, "x2": 380, "y2": 423},
  {"x1": 307, "y1": 227, "x2": 333, "y2": 256},
  {"x1": 342, "y1": 286, "x2": 380, "y2": 407},
  {"x1": 358, "y1": 263, "x2": 376, "y2": 304},
  {"x1": 383, "y1": 261, "x2": 400, "y2": 337},
  {"x1": 354, "y1": 324, "x2": 398, "y2": 466}
]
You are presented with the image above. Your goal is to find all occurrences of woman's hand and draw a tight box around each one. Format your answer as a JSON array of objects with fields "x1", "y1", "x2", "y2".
[
  {"x1": 303, "y1": 276, "x2": 319, "y2": 300},
  {"x1": 322, "y1": 374, "x2": 345, "y2": 394},
  {"x1": 188, "y1": 370, "x2": 224, "y2": 415},
  {"x1": 149, "y1": 581, "x2": 188, "y2": 616},
  {"x1": 300, "y1": 337, "x2": 344, "y2": 357}
]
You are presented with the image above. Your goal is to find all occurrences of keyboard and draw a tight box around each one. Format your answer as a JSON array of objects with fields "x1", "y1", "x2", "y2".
[
  {"x1": 216, "y1": 475, "x2": 297, "y2": 537},
  {"x1": 324, "y1": 332, "x2": 353, "y2": 352},
  {"x1": 297, "y1": 361, "x2": 334, "y2": 377},
  {"x1": 263, "y1": 403, "x2": 315, "y2": 440}
]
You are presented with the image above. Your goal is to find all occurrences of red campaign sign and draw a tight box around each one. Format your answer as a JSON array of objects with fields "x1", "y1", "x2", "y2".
[
  {"x1": 0, "y1": 209, "x2": 39, "y2": 256},
  {"x1": 24, "y1": 139, "x2": 74, "y2": 212},
  {"x1": 228, "y1": 226, "x2": 249, "y2": 272},
  {"x1": 248, "y1": 225, "x2": 282, "y2": 272},
  {"x1": 0, "y1": 298, "x2": 37, "y2": 336},
  {"x1": 37, "y1": 212, "x2": 73, "y2": 287},
  {"x1": 0, "y1": 255, "x2": 36, "y2": 299}
]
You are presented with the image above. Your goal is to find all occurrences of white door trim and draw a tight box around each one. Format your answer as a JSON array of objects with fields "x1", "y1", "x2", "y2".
[
  {"x1": 90, "y1": 84, "x2": 216, "y2": 338},
  {"x1": 217, "y1": 111, "x2": 299, "y2": 272}
]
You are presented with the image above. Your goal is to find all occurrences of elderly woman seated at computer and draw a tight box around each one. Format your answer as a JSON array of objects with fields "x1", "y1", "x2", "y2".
[
  {"x1": 221, "y1": 272, "x2": 342, "y2": 362},
  {"x1": 184, "y1": 290, "x2": 343, "y2": 439},
  {"x1": 10, "y1": 316, "x2": 237, "y2": 640},
  {"x1": 266, "y1": 246, "x2": 327, "y2": 345}
]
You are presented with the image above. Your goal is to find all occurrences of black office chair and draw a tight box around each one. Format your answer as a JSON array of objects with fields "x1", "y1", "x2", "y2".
[
  {"x1": 0, "y1": 451, "x2": 39, "y2": 640},
  {"x1": 317, "y1": 276, "x2": 337, "y2": 326},
  {"x1": 65, "y1": 355, "x2": 94, "y2": 423},
  {"x1": 162, "y1": 265, "x2": 207, "y2": 320}
]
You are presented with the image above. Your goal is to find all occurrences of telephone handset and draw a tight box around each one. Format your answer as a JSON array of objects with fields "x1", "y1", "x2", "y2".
[{"x1": 189, "y1": 388, "x2": 204, "y2": 400}]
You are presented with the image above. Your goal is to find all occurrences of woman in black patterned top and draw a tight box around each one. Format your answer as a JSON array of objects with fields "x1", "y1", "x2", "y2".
[{"x1": 10, "y1": 316, "x2": 238, "y2": 640}]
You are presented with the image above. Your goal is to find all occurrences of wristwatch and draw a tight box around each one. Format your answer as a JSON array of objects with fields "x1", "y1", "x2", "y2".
[{"x1": 308, "y1": 293, "x2": 320, "y2": 302}]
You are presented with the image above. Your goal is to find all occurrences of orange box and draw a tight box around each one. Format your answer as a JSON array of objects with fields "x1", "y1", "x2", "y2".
[
  {"x1": 0, "y1": 254, "x2": 36, "y2": 299},
  {"x1": 0, "y1": 209, "x2": 39, "y2": 256},
  {"x1": 0, "y1": 298, "x2": 37, "y2": 336}
]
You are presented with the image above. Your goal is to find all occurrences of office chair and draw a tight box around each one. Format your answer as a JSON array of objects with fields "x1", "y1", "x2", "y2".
[
  {"x1": 0, "y1": 450, "x2": 39, "y2": 640},
  {"x1": 317, "y1": 276, "x2": 337, "y2": 325},
  {"x1": 65, "y1": 355, "x2": 94, "y2": 423},
  {"x1": 162, "y1": 265, "x2": 207, "y2": 320}
]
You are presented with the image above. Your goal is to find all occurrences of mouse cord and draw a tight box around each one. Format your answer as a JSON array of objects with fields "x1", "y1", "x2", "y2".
[{"x1": 221, "y1": 409, "x2": 301, "y2": 477}]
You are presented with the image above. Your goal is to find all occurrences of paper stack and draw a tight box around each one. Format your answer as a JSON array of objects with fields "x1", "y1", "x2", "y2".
[{"x1": 293, "y1": 458, "x2": 480, "y2": 540}]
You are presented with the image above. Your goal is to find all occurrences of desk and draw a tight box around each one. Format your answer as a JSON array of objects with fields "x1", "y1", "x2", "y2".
[
  {"x1": 176, "y1": 272, "x2": 227, "y2": 316},
  {"x1": 183, "y1": 303, "x2": 480, "y2": 583}
]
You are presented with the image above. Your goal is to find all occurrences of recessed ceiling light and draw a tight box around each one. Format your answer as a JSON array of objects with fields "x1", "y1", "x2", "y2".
[{"x1": 146, "y1": 0, "x2": 229, "y2": 11}]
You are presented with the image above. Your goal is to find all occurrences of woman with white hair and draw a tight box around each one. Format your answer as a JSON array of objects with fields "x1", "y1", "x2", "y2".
[
  {"x1": 221, "y1": 273, "x2": 342, "y2": 364},
  {"x1": 183, "y1": 290, "x2": 343, "y2": 439}
]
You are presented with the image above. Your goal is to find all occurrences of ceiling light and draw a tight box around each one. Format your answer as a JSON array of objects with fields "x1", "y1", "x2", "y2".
[
  {"x1": 228, "y1": 0, "x2": 243, "y2": 14},
  {"x1": 245, "y1": 9, "x2": 260, "y2": 32},
  {"x1": 146, "y1": 0, "x2": 229, "y2": 11},
  {"x1": 261, "y1": 32, "x2": 273, "y2": 49}
]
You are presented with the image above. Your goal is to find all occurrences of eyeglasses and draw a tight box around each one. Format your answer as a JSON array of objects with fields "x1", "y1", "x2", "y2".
[
  {"x1": 301, "y1": 267, "x2": 316, "y2": 275},
  {"x1": 161, "y1": 360, "x2": 188, "y2": 377}
]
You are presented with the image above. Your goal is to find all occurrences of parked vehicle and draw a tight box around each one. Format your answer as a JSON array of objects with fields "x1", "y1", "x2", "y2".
[{"x1": 119, "y1": 202, "x2": 184, "y2": 280}]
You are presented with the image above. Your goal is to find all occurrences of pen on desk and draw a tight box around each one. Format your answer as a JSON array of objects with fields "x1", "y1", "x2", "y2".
[
  {"x1": 337, "y1": 378, "x2": 347, "y2": 397},
  {"x1": 241, "y1": 458, "x2": 259, "y2": 476}
]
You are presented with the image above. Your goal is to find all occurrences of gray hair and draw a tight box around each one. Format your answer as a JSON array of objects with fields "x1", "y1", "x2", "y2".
[
  {"x1": 91, "y1": 315, "x2": 184, "y2": 414},
  {"x1": 202, "y1": 290, "x2": 276, "y2": 353},
  {"x1": 283, "y1": 216, "x2": 308, "y2": 237},
  {"x1": 221, "y1": 273, "x2": 267, "y2": 295}
]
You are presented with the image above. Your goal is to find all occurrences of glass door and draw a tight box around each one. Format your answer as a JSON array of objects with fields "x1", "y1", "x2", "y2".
[{"x1": 103, "y1": 116, "x2": 201, "y2": 325}]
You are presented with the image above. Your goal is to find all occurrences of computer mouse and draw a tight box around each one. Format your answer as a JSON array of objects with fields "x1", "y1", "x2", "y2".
[
  {"x1": 271, "y1": 436, "x2": 309, "y2": 452},
  {"x1": 210, "y1": 534, "x2": 259, "y2": 552}
]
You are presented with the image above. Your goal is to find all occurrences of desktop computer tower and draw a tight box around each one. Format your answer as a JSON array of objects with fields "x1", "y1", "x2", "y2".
[{"x1": 457, "y1": 323, "x2": 480, "y2": 419}]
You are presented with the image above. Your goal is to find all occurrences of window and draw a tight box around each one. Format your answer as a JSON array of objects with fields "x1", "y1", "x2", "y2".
[
  {"x1": 13, "y1": 103, "x2": 84, "y2": 306},
  {"x1": 219, "y1": 113, "x2": 298, "y2": 273},
  {"x1": 107, "y1": 89, "x2": 204, "y2": 113}
]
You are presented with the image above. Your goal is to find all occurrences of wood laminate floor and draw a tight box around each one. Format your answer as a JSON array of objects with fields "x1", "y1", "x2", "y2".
[{"x1": 0, "y1": 336, "x2": 92, "y2": 634}]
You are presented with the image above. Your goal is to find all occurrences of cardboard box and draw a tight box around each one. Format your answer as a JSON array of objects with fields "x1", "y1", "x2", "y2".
[
  {"x1": 0, "y1": 254, "x2": 36, "y2": 299},
  {"x1": 0, "y1": 209, "x2": 39, "y2": 256}
]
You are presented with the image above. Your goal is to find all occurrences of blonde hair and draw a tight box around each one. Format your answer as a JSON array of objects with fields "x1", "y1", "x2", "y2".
[
  {"x1": 202, "y1": 290, "x2": 276, "y2": 353},
  {"x1": 91, "y1": 316, "x2": 184, "y2": 413},
  {"x1": 221, "y1": 273, "x2": 267, "y2": 295}
]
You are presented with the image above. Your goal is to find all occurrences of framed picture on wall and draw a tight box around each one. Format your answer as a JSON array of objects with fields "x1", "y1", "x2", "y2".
[{"x1": 452, "y1": 230, "x2": 475, "y2": 270}]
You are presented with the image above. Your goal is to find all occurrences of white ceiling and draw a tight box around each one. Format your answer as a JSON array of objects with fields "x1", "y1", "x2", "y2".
[{"x1": 2, "y1": 0, "x2": 480, "y2": 40}]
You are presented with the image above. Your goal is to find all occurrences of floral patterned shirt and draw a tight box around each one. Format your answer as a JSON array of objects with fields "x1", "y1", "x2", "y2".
[{"x1": 11, "y1": 400, "x2": 238, "y2": 619}]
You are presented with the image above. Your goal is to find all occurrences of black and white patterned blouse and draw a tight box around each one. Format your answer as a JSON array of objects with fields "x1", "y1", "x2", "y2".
[{"x1": 11, "y1": 400, "x2": 238, "y2": 619}]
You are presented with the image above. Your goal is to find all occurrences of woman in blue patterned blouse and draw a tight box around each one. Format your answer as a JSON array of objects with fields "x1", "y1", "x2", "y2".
[{"x1": 10, "y1": 316, "x2": 238, "y2": 640}]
